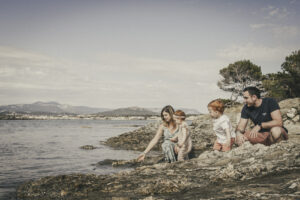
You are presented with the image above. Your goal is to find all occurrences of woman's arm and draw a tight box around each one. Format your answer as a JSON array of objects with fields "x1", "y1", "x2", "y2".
[
  {"x1": 170, "y1": 135, "x2": 178, "y2": 142},
  {"x1": 137, "y1": 124, "x2": 164, "y2": 161}
]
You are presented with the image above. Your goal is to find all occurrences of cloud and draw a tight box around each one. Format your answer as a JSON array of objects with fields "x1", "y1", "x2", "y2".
[
  {"x1": 250, "y1": 23, "x2": 300, "y2": 39},
  {"x1": 262, "y1": 6, "x2": 289, "y2": 19},
  {"x1": 217, "y1": 43, "x2": 291, "y2": 62},
  {"x1": 250, "y1": 23, "x2": 268, "y2": 29},
  {"x1": 0, "y1": 46, "x2": 229, "y2": 111},
  {"x1": 95, "y1": 52, "x2": 224, "y2": 83}
]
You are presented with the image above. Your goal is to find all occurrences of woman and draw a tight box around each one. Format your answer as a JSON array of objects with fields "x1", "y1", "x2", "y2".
[{"x1": 137, "y1": 105, "x2": 179, "y2": 163}]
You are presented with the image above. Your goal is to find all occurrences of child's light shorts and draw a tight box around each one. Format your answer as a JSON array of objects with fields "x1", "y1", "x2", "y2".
[{"x1": 213, "y1": 138, "x2": 235, "y2": 152}]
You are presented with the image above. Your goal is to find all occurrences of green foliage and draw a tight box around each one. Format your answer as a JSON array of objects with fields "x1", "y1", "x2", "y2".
[
  {"x1": 218, "y1": 50, "x2": 300, "y2": 101},
  {"x1": 219, "y1": 60, "x2": 262, "y2": 84},
  {"x1": 281, "y1": 50, "x2": 300, "y2": 97},
  {"x1": 262, "y1": 73, "x2": 289, "y2": 101},
  {"x1": 263, "y1": 50, "x2": 300, "y2": 100},
  {"x1": 218, "y1": 60, "x2": 263, "y2": 101},
  {"x1": 217, "y1": 98, "x2": 242, "y2": 108}
]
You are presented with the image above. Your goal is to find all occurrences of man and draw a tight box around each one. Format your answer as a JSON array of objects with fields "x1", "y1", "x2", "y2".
[{"x1": 235, "y1": 86, "x2": 288, "y2": 146}]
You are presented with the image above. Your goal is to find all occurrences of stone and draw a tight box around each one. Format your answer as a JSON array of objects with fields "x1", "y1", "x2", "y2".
[
  {"x1": 80, "y1": 145, "x2": 97, "y2": 150},
  {"x1": 284, "y1": 122, "x2": 300, "y2": 135},
  {"x1": 17, "y1": 141, "x2": 300, "y2": 199},
  {"x1": 279, "y1": 98, "x2": 300, "y2": 116},
  {"x1": 289, "y1": 183, "x2": 298, "y2": 189},
  {"x1": 287, "y1": 108, "x2": 298, "y2": 119},
  {"x1": 292, "y1": 115, "x2": 300, "y2": 122}
]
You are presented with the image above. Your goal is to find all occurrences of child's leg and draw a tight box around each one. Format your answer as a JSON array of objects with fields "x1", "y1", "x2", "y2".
[
  {"x1": 221, "y1": 138, "x2": 235, "y2": 152},
  {"x1": 174, "y1": 145, "x2": 179, "y2": 154},
  {"x1": 213, "y1": 140, "x2": 222, "y2": 151},
  {"x1": 177, "y1": 148, "x2": 185, "y2": 161}
]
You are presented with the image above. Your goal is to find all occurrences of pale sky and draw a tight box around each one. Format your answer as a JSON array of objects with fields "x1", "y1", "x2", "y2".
[{"x1": 0, "y1": 0, "x2": 299, "y2": 112}]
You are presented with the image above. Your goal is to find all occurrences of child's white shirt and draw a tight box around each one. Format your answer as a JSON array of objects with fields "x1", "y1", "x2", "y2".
[{"x1": 213, "y1": 114, "x2": 236, "y2": 144}]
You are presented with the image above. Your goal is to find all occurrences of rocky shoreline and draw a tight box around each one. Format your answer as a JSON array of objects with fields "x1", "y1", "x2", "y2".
[
  {"x1": 17, "y1": 141, "x2": 300, "y2": 199},
  {"x1": 17, "y1": 98, "x2": 300, "y2": 199}
]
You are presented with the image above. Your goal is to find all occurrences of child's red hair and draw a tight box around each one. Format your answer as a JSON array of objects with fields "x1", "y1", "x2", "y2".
[
  {"x1": 207, "y1": 99, "x2": 225, "y2": 114},
  {"x1": 174, "y1": 110, "x2": 186, "y2": 120}
]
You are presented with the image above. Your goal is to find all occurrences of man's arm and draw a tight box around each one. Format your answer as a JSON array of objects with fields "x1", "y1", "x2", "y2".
[
  {"x1": 236, "y1": 118, "x2": 248, "y2": 133},
  {"x1": 261, "y1": 109, "x2": 283, "y2": 129},
  {"x1": 235, "y1": 118, "x2": 248, "y2": 145}
]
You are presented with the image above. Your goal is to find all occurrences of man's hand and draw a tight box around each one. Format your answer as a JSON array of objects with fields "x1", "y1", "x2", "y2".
[
  {"x1": 249, "y1": 125, "x2": 261, "y2": 138},
  {"x1": 236, "y1": 132, "x2": 246, "y2": 146}
]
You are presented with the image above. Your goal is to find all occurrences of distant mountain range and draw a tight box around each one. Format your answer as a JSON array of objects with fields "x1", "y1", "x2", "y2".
[
  {"x1": 0, "y1": 102, "x2": 201, "y2": 116},
  {"x1": 147, "y1": 107, "x2": 201, "y2": 115},
  {"x1": 97, "y1": 107, "x2": 157, "y2": 117},
  {"x1": 0, "y1": 101, "x2": 111, "y2": 115}
]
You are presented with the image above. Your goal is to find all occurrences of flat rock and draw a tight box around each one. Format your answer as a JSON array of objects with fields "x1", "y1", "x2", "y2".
[{"x1": 17, "y1": 141, "x2": 300, "y2": 199}]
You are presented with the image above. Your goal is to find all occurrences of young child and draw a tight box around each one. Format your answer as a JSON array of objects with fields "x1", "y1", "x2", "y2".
[
  {"x1": 170, "y1": 110, "x2": 192, "y2": 161},
  {"x1": 207, "y1": 99, "x2": 236, "y2": 152}
]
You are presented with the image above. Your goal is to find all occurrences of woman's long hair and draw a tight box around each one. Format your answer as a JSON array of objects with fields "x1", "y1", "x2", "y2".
[{"x1": 160, "y1": 105, "x2": 176, "y2": 127}]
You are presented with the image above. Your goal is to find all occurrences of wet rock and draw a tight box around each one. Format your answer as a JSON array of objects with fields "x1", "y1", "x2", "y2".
[
  {"x1": 17, "y1": 141, "x2": 300, "y2": 199},
  {"x1": 104, "y1": 122, "x2": 161, "y2": 151},
  {"x1": 112, "y1": 155, "x2": 165, "y2": 168},
  {"x1": 97, "y1": 159, "x2": 120, "y2": 166},
  {"x1": 80, "y1": 145, "x2": 97, "y2": 150}
]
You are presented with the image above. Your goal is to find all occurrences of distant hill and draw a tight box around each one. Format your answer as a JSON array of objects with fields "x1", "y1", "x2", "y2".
[
  {"x1": 0, "y1": 102, "x2": 201, "y2": 116},
  {"x1": 147, "y1": 107, "x2": 201, "y2": 115},
  {"x1": 97, "y1": 107, "x2": 158, "y2": 117},
  {"x1": 0, "y1": 101, "x2": 111, "y2": 115}
]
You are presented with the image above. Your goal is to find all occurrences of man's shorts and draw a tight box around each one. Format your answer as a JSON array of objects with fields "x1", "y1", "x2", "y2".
[{"x1": 244, "y1": 127, "x2": 288, "y2": 145}]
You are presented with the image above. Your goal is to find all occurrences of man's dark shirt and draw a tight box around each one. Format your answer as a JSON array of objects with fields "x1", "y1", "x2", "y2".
[{"x1": 241, "y1": 97, "x2": 286, "y2": 132}]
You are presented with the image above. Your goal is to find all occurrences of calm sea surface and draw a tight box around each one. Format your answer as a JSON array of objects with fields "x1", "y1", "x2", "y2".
[{"x1": 0, "y1": 119, "x2": 151, "y2": 200}]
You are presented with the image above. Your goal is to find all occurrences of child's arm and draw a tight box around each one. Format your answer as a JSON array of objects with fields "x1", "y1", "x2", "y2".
[
  {"x1": 178, "y1": 123, "x2": 189, "y2": 147},
  {"x1": 225, "y1": 127, "x2": 231, "y2": 147},
  {"x1": 220, "y1": 116, "x2": 231, "y2": 147}
]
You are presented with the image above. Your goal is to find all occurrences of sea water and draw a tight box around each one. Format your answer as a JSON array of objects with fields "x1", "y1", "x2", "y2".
[{"x1": 0, "y1": 119, "x2": 151, "y2": 200}]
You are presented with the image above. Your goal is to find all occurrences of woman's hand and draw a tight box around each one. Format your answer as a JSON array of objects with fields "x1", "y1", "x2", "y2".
[{"x1": 137, "y1": 153, "x2": 146, "y2": 162}]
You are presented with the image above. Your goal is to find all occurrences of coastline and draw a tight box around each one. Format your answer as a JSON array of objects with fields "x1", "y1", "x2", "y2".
[
  {"x1": 15, "y1": 98, "x2": 300, "y2": 199},
  {"x1": 0, "y1": 114, "x2": 202, "y2": 121}
]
